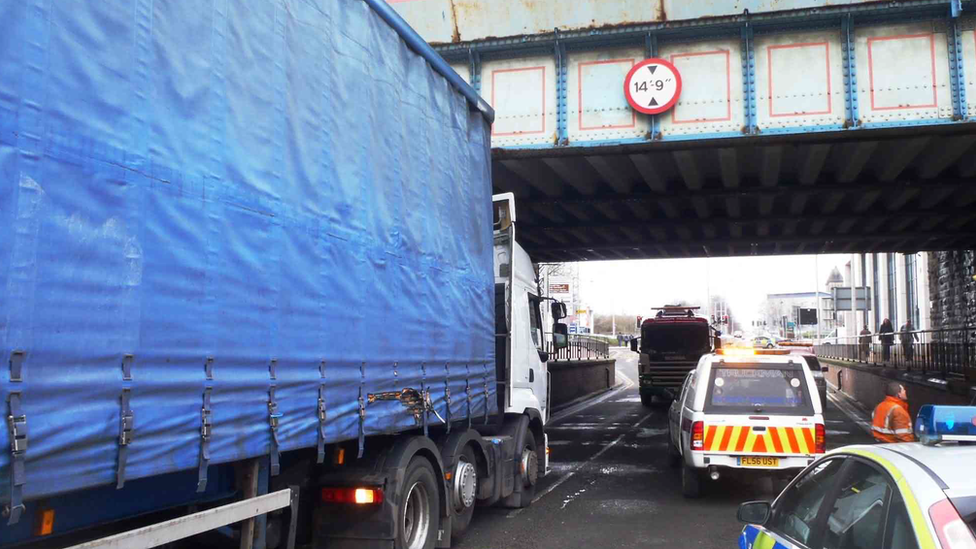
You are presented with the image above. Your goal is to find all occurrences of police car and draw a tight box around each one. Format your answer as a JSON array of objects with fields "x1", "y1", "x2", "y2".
[
  {"x1": 738, "y1": 405, "x2": 976, "y2": 549},
  {"x1": 667, "y1": 348, "x2": 825, "y2": 498}
]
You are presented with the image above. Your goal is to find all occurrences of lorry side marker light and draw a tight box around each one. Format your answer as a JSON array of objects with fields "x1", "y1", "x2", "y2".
[
  {"x1": 321, "y1": 488, "x2": 384, "y2": 505},
  {"x1": 34, "y1": 509, "x2": 54, "y2": 536}
]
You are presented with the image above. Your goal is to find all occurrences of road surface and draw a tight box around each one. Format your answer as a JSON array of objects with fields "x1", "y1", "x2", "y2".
[{"x1": 458, "y1": 348, "x2": 875, "y2": 549}]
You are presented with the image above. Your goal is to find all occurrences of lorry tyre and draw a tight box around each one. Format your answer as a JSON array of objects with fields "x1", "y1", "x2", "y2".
[
  {"x1": 681, "y1": 463, "x2": 702, "y2": 499},
  {"x1": 449, "y1": 445, "x2": 478, "y2": 543},
  {"x1": 511, "y1": 430, "x2": 539, "y2": 508},
  {"x1": 397, "y1": 457, "x2": 441, "y2": 549}
]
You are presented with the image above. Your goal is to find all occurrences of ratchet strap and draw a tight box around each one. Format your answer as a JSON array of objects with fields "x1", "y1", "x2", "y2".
[
  {"x1": 316, "y1": 360, "x2": 327, "y2": 464},
  {"x1": 6, "y1": 391, "x2": 27, "y2": 525},
  {"x1": 197, "y1": 387, "x2": 213, "y2": 492},
  {"x1": 116, "y1": 388, "x2": 134, "y2": 489}
]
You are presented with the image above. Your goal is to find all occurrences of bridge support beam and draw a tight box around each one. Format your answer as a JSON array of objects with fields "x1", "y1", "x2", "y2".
[{"x1": 947, "y1": 15, "x2": 968, "y2": 120}]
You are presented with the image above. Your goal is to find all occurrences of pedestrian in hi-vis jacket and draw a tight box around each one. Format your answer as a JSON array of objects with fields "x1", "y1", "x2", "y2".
[{"x1": 872, "y1": 381, "x2": 915, "y2": 443}]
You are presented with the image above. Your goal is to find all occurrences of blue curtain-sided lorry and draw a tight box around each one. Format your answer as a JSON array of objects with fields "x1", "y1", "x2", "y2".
[{"x1": 0, "y1": 1, "x2": 565, "y2": 547}]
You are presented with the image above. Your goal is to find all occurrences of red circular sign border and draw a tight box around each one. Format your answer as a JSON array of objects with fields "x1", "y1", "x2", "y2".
[{"x1": 624, "y1": 58, "x2": 683, "y2": 116}]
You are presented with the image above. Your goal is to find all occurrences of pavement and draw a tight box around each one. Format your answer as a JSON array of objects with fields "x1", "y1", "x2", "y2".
[{"x1": 457, "y1": 347, "x2": 875, "y2": 549}]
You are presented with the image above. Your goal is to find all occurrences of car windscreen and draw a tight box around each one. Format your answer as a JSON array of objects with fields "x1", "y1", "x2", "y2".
[
  {"x1": 640, "y1": 323, "x2": 710, "y2": 355},
  {"x1": 704, "y1": 363, "x2": 814, "y2": 415}
]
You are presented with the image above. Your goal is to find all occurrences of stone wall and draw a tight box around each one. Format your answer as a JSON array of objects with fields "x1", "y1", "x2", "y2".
[
  {"x1": 549, "y1": 359, "x2": 616, "y2": 407},
  {"x1": 821, "y1": 358, "x2": 974, "y2": 419},
  {"x1": 928, "y1": 250, "x2": 976, "y2": 332}
]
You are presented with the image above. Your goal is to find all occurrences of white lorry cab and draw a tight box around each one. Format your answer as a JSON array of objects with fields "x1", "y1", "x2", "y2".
[{"x1": 667, "y1": 349, "x2": 826, "y2": 498}]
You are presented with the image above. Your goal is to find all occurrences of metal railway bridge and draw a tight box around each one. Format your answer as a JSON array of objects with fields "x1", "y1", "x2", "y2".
[{"x1": 392, "y1": 0, "x2": 976, "y2": 262}]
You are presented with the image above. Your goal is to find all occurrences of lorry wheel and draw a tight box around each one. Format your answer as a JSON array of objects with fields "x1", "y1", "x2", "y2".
[
  {"x1": 449, "y1": 446, "x2": 478, "y2": 543},
  {"x1": 511, "y1": 430, "x2": 539, "y2": 508},
  {"x1": 681, "y1": 463, "x2": 702, "y2": 499},
  {"x1": 397, "y1": 457, "x2": 441, "y2": 549}
]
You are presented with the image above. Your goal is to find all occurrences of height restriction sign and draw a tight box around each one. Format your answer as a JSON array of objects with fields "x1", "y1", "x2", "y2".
[{"x1": 624, "y1": 58, "x2": 682, "y2": 115}]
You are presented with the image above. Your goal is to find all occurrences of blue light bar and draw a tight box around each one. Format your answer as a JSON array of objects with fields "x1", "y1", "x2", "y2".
[{"x1": 916, "y1": 405, "x2": 976, "y2": 446}]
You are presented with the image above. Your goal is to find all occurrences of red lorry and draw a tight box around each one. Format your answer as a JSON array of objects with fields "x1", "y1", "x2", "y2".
[{"x1": 629, "y1": 306, "x2": 721, "y2": 406}]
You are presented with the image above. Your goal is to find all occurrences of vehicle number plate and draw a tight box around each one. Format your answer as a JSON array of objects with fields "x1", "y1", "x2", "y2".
[{"x1": 738, "y1": 456, "x2": 779, "y2": 467}]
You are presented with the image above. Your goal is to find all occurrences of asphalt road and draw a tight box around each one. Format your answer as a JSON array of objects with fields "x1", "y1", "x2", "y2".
[{"x1": 457, "y1": 348, "x2": 876, "y2": 549}]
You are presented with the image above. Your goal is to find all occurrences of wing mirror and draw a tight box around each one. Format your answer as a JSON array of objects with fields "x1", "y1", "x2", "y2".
[
  {"x1": 737, "y1": 501, "x2": 771, "y2": 525},
  {"x1": 551, "y1": 301, "x2": 568, "y2": 321},
  {"x1": 629, "y1": 338, "x2": 639, "y2": 353},
  {"x1": 552, "y1": 323, "x2": 569, "y2": 350}
]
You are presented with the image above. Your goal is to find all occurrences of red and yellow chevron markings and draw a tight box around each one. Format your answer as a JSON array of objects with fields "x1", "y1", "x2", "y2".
[{"x1": 703, "y1": 425, "x2": 815, "y2": 454}]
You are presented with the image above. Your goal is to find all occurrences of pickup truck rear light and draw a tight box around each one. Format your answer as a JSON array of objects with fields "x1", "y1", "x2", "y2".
[
  {"x1": 691, "y1": 421, "x2": 704, "y2": 451},
  {"x1": 815, "y1": 424, "x2": 825, "y2": 454},
  {"x1": 929, "y1": 499, "x2": 976, "y2": 549},
  {"x1": 321, "y1": 487, "x2": 384, "y2": 505}
]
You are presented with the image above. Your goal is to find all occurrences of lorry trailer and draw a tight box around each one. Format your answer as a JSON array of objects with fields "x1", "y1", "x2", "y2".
[{"x1": 0, "y1": 1, "x2": 563, "y2": 547}]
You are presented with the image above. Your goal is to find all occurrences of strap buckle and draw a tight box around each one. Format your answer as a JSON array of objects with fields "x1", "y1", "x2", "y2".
[
  {"x1": 7, "y1": 413, "x2": 27, "y2": 454},
  {"x1": 268, "y1": 401, "x2": 281, "y2": 429},
  {"x1": 119, "y1": 412, "x2": 134, "y2": 446},
  {"x1": 201, "y1": 407, "x2": 213, "y2": 440}
]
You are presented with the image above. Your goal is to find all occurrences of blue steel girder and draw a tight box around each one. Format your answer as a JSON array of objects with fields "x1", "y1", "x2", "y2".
[
  {"x1": 555, "y1": 38, "x2": 568, "y2": 144},
  {"x1": 645, "y1": 33, "x2": 661, "y2": 140},
  {"x1": 741, "y1": 23, "x2": 758, "y2": 134},
  {"x1": 948, "y1": 18, "x2": 968, "y2": 119},
  {"x1": 842, "y1": 14, "x2": 860, "y2": 127}
]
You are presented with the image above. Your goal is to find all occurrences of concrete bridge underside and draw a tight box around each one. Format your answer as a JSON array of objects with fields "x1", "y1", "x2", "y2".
[{"x1": 496, "y1": 124, "x2": 976, "y2": 262}]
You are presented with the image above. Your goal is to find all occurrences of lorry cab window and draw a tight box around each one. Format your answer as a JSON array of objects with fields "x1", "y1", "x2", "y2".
[{"x1": 529, "y1": 295, "x2": 543, "y2": 348}]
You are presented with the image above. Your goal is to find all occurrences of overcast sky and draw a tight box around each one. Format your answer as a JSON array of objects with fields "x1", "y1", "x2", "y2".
[{"x1": 576, "y1": 254, "x2": 852, "y2": 324}]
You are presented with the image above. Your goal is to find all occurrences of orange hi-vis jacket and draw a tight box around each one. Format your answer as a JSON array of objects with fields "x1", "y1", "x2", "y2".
[{"x1": 872, "y1": 396, "x2": 915, "y2": 443}]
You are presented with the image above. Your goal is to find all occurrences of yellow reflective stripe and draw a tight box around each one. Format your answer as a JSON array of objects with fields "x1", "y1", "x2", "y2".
[
  {"x1": 730, "y1": 426, "x2": 743, "y2": 451},
  {"x1": 795, "y1": 428, "x2": 810, "y2": 454},
  {"x1": 844, "y1": 448, "x2": 936, "y2": 549},
  {"x1": 754, "y1": 530, "x2": 778, "y2": 549},
  {"x1": 776, "y1": 427, "x2": 793, "y2": 454},
  {"x1": 711, "y1": 425, "x2": 726, "y2": 451}
]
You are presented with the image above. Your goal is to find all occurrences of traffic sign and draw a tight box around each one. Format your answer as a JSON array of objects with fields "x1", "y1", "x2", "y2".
[{"x1": 624, "y1": 58, "x2": 682, "y2": 115}]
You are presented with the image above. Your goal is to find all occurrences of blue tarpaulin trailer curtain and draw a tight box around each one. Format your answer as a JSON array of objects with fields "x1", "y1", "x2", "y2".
[{"x1": 0, "y1": 0, "x2": 495, "y2": 506}]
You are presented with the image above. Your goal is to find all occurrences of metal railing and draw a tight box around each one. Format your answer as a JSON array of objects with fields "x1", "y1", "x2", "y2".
[
  {"x1": 545, "y1": 334, "x2": 611, "y2": 362},
  {"x1": 814, "y1": 326, "x2": 975, "y2": 381}
]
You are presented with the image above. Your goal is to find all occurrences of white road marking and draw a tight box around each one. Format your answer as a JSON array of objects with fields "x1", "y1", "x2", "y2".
[
  {"x1": 508, "y1": 410, "x2": 654, "y2": 518},
  {"x1": 827, "y1": 392, "x2": 873, "y2": 435}
]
